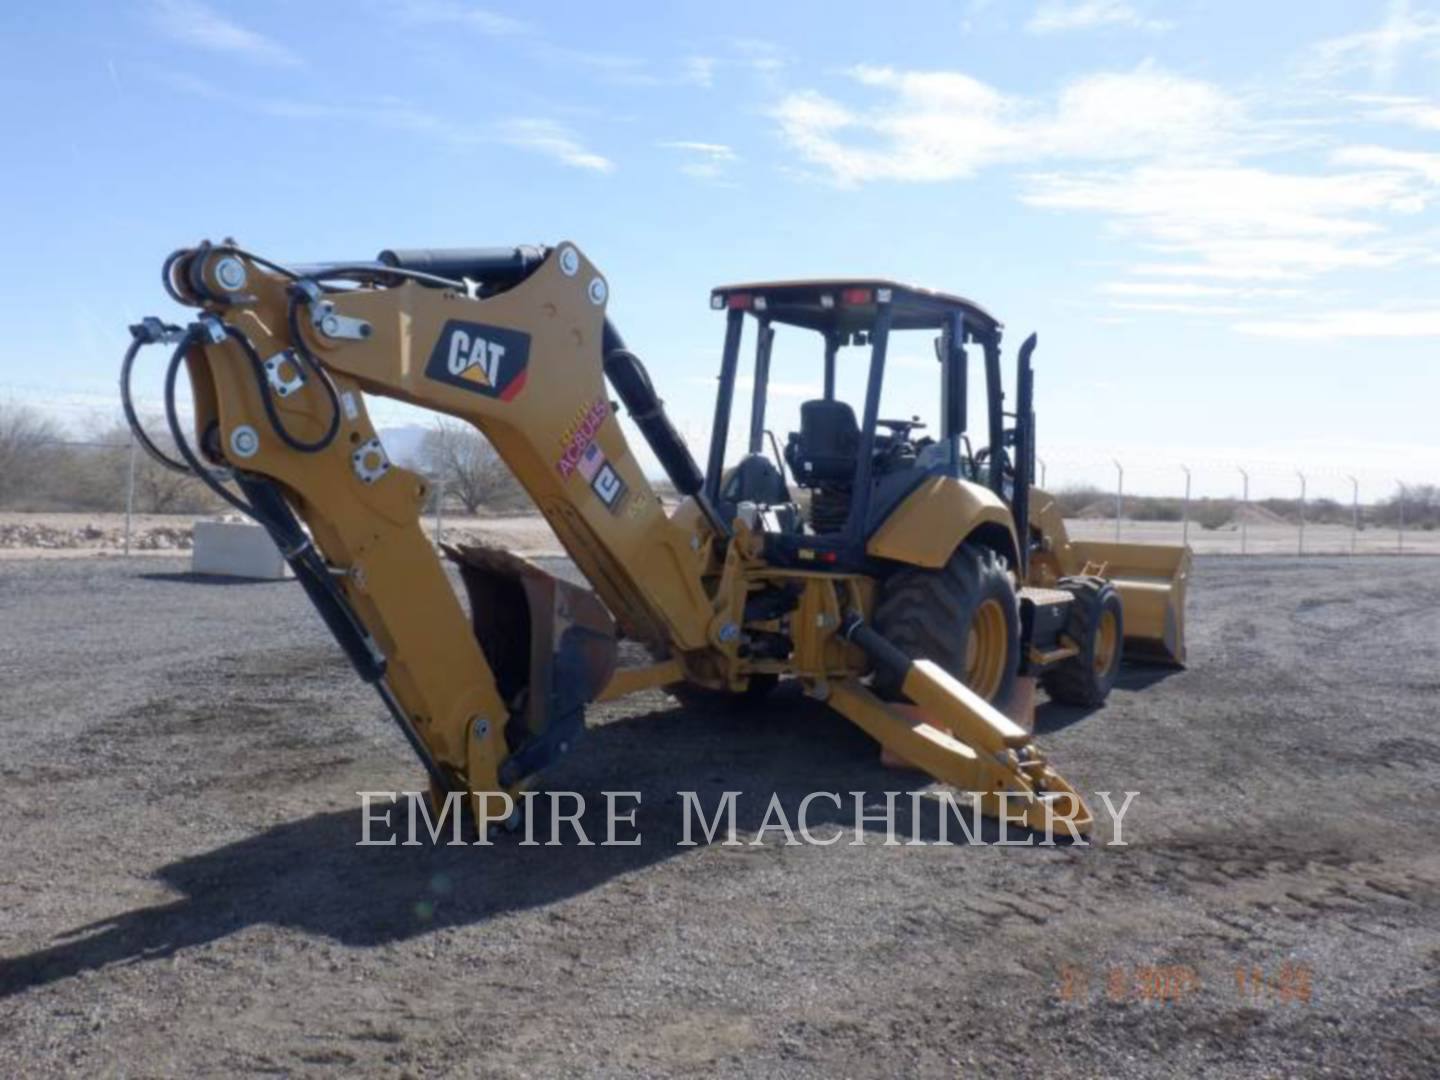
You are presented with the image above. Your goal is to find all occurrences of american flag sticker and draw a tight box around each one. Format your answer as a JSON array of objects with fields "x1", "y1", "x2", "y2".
[{"x1": 577, "y1": 440, "x2": 605, "y2": 482}]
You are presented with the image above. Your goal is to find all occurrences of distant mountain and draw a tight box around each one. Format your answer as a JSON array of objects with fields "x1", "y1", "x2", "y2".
[{"x1": 377, "y1": 425, "x2": 430, "y2": 467}]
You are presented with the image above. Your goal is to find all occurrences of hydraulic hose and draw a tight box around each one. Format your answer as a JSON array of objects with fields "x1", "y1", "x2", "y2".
[
  {"x1": 227, "y1": 316, "x2": 340, "y2": 455},
  {"x1": 161, "y1": 324, "x2": 268, "y2": 522},
  {"x1": 120, "y1": 322, "x2": 190, "y2": 473}
]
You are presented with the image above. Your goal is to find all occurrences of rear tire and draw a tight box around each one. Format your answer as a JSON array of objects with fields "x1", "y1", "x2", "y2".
[
  {"x1": 1040, "y1": 576, "x2": 1124, "y2": 707},
  {"x1": 872, "y1": 542, "x2": 1021, "y2": 709}
]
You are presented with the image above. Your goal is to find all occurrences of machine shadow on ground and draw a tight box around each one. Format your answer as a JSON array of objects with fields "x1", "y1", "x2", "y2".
[
  {"x1": 1033, "y1": 662, "x2": 1180, "y2": 734},
  {"x1": 0, "y1": 682, "x2": 1092, "y2": 999},
  {"x1": 137, "y1": 571, "x2": 290, "y2": 587}
]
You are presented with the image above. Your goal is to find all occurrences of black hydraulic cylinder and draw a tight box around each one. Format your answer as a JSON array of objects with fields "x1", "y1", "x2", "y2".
[
  {"x1": 376, "y1": 246, "x2": 546, "y2": 286},
  {"x1": 234, "y1": 476, "x2": 452, "y2": 795},
  {"x1": 840, "y1": 614, "x2": 911, "y2": 689},
  {"x1": 603, "y1": 346, "x2": 704, "y2": 496},
  {"x1": 603, "y1": 321, "x2": 728, "y2": 537}
]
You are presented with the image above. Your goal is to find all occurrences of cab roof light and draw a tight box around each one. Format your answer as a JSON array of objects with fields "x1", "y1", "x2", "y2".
[
  {"x1": 726, "y1": 293, "x2": 752, "y2": 310},
  {"x1": 840, "y1": 287, "x2": 872, "y2": 306}
]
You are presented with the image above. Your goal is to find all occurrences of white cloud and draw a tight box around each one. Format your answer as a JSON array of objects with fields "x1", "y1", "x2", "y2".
[
  {"x1": 147, "y1": 0, "x2": 301, "y2": 67},
  {"x1": 659, "y1": 140, "x2": 738, "y2": 180},
  {"x1": 1235, "y1": 308, "x2": 1440, "y2": 339},
  {"x1": 151, "y1": 69, "x2": 614, "y2": 174},
  {"x1": 770, "y1": 49, "x2": 1440, "y2": 288},
  {"x1": 1026, "y1": 1, "x2": 1170, "y2": 34},
  {"x1": 1022, "y1": 164, "x2": 1429, "y2": 279},
  {"x1": 659, "y1": 141, "x2": 736, "y2": 159},
  {"x1": 683, "y1": 56, "x2": 717, "y2": 88},
  {"x1": 1333, "y1": 144, "x2": 1440, "y2": 184},
  {"x1": 1110, "y1": 300, "x2": 1251, "y2": 316},
  {"x1": 771, "y1": 63, "x2": 1236, "y2": 186},
  {"x1": 502, "y1": 119, "x2": 615, "y2": 173},
  {"x1": 1351, "y1": 93, "x2": 1440, "y2": 130},
  {"x1": 1098, "y1": 282, "x2": 1304, "y2": 299},
  {"x1": 392, "y1": 0, "x2": 532, "y2": 36},
  {"x1": 1303, "y1": 2, "x2": 1440, "y2": 87}
]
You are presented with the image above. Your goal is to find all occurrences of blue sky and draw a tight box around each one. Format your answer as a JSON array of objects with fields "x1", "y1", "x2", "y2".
[{"x1": 1, "y1": 1, "x2": 1437, "y2": 501}]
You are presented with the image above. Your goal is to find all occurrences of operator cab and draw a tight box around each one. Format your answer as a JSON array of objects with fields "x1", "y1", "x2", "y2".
[{"x1": 704, "y1": 279, "x2": 1023, "y2": 566}]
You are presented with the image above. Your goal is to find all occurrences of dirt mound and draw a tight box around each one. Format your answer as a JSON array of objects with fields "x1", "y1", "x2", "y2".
[
  {"x1": 1233, "y1": 502, "x2": 1290, "y2": 525},
  {"x1": 0, "y1": 522, "x2": 192, "y2": 551}
]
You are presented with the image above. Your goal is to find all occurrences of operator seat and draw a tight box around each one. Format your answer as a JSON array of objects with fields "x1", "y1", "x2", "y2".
[{"x1": 785, "y1": 399, "x2": 861, "y2": 487}]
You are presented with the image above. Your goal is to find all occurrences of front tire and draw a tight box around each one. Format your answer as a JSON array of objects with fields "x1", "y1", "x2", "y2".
[
  {"x1": 1040, "y1": 576, "x2": 1124, "y2": 707},
  {"x1": 872, "y1": 542, "x2": 1021, "y2": 709}
]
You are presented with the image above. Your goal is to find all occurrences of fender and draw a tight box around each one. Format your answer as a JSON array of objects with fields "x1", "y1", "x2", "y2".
[{"x1": 866, "y1": 475, "x2": 1020, "y2": 569}]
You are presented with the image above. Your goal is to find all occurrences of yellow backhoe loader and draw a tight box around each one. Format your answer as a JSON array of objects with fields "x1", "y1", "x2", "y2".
[{"x1": 121, "y1": 241, "x2": 1189, "y2": 840}]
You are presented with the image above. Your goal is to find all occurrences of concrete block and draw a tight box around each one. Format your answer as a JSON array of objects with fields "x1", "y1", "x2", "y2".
[{"x1": 191, "y1": 522, "x2": 290, "y2": 580}]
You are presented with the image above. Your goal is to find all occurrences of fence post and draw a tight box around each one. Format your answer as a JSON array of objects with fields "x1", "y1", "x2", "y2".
[
  {"x1": 1296, "y1": 470, "x2": 1306, "y2": 556},
  {"x1": 433, "y1": 476, "x2": 444, "y2": 546},
  {"x1": 1180, "y1": 464, "x2": 1192, "y2": 547},
  {"x1": 1397, "y1": 481, "x2": 1405, "y2": 553},
  {"x1": 1348, "y1": 475, "x2": 1358, "y2": 555},
  {"x1": 1112, "y1": 458, "x2": 1123, "y2": 542},
  {"x1": 1238, "y1": 467, "x2": 1249, "y2": 556},
  {"x1": 124, "y1": 434, "x2": 138, "y2": 557}
]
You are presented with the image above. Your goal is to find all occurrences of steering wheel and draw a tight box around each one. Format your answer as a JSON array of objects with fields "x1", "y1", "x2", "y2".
[{"x1": 876, "y1": 417, "x2": 926, "y2": 436}]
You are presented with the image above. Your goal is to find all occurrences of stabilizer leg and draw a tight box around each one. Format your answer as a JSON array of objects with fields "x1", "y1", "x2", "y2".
[{"x1": 831, "y1": 616, "x2": 1093, "y2": 836}]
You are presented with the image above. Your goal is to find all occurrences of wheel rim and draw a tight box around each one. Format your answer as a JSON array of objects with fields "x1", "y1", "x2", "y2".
[
  {"x1": 1094, "y1": 608, "x2": 1119, "y2": 676},
  {"x1": 965, "y1": 598, "x2": 1009, "y2": 701}
]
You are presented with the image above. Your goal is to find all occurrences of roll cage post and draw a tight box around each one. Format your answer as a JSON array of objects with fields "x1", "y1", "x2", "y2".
[
  {"x1": 704, "y1": 307, "x2": 745, "y2": 506},
  {"x1": 842, "y1": 298, "x2": 894, "y2": 545},
  {"x1": 941, "y1": 310, "x2": 966, "y2": 480},
  {"x1": 747, "y1": 319, "x2": 775, "y2": 456}
]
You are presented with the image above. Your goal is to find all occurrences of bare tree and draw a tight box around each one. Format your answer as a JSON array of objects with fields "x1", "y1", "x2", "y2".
[
  {"x1": 107, "y1": 423, "x2": 216, "y2": 514},
  {"x1": 0, "y1": 402, "x2": 63, "y2": 507},
  {"x1": 420, "y1": 420, "x2": 524, "y2": 514}
]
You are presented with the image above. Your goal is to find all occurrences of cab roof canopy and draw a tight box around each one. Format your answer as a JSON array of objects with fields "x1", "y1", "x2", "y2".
[{"x1": 710, "y1": 279, "x2": 1003, "y2": 342}]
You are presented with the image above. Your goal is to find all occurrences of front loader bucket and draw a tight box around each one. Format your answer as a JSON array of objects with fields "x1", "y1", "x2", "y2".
[{"x1": 1070, "y1": 540, "x2": 1191, "y2": 666}]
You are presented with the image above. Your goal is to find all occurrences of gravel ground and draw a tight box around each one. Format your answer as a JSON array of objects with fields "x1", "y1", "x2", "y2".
[{"x1": 1, "y1": 555, "x2": 1437, "y2": 1077}]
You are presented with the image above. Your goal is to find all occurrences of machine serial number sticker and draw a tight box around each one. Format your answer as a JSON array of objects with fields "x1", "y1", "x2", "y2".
[
  {"x1": 425, "y1": 320, "x2": 530, "y2": 401},
  {"x1": 591, "y1": 463, "x2": 627, "y2": 511}
]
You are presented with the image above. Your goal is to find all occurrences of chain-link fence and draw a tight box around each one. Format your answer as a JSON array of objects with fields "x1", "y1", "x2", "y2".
[
  {"x1": 1031, "y1": 454, "x2": 1436, "y2": 555},
  {"x1": 3, "y1": 415, "x2": 1436, "y2": 557}
]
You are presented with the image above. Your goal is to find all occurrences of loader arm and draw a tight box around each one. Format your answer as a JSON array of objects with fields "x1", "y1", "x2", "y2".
[{"x1": 129, "y1": 240, "x2": 1092, "y2": 837}]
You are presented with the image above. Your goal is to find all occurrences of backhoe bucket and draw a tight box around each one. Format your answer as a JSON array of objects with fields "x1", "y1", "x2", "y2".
[
  {"x1": 1070, "y1": 540, "x2": 1190, "y2": 666},
  {"x1": 446, "y1": 544, "x2": 617, "y2": 779}
]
